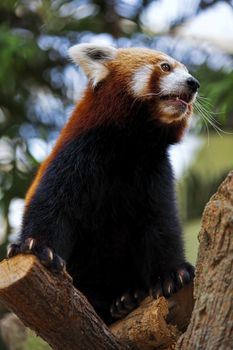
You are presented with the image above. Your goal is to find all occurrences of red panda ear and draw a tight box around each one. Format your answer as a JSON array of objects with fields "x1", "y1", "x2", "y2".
[{"x1": 68, "y1": 43, "x2": 117, "y2": 86}]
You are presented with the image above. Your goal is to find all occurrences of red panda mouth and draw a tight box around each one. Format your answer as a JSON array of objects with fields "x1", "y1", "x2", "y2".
[{"x1": 160, "y1": 93, "x2": 193, "y2": 105}]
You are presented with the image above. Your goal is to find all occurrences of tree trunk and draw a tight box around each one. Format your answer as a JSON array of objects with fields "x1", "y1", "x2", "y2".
[{"x1": 177, "y1": 170, "x2": 233, "y2": 350}]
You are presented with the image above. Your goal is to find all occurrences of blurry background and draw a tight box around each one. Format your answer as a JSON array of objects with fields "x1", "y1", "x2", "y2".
[{"x1": 0, "y1": 0, "x2": 233, "y2": 348}]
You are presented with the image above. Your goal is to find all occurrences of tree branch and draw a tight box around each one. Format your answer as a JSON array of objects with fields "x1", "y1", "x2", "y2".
[
  {"x1": 0, "y1": 255, "x2": 129, "y2": 350},
  {"x1": 0, "y1": 254, "x2": 193, "y2": 350}
]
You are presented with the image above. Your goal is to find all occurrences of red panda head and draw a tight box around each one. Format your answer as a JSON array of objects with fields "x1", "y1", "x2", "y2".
[{"x1": 68, "y1": 44, "x2": 199, "y2": 127}]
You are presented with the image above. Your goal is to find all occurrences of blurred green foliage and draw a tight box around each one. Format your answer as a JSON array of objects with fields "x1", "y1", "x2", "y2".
[
  {"x1": 195, "y1": 66, "x2": 233, "y2": 128},
  {"x1": 178, "y1": 134, "x2": 233, "y2": 222},
  {"x1": 184, "y1": 219, "x2": 200, "y2": 265},
  {"x1": 24, "y1": 330, "x2": 51, "y2": 350}
]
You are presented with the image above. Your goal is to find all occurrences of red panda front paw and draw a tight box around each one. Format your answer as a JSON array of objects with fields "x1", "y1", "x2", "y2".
[
  {"x1": 110, "y1": 289, "x2": 147, "y2": 320},
  {"x1": 7, "y1": 238, "x2": 66, "y2": 273},
  {"x1": 150, "y1": 262, "x2": 195, "y2": 299}
]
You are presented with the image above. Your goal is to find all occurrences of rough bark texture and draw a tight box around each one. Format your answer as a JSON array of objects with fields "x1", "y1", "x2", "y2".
[
  {"x1": 177, "y1": 170, "x2": 233, "y2": 350},
  {"x1": 111, "y1": 297, "x2": 179, "y2": 350},
  {"x1": 0, "y1": 255, "x2": 193, "y2": 350}
]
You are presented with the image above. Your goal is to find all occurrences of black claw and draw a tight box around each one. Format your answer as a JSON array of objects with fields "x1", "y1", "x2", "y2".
[
  {"x1": 151, "y1": 262, "x2": 195, "y2": 300},
  {"x1": 134, "y1": 289, "x2": 147, "y2": 304},
  {"x1": 20, "y1": 239, "x2": 33, "y2": 254},
  {"x1": 110, "y1": 305, "x2": 122, "y2": 320},
  {"x1": 110, "y1": 289, "x2": 146, "y2": 320},
  {"x1": 177, "y1": 269, "x2": 191, "y2": 287},
  {"x1": 163, "y1": 277, "x2": 176, "y2": 298},
  {"x1": 180, "y1": 269, "x2": 191, "y2": 284},
  {"x1": 26, "y1": 237, "x2": 36, "y2": 251},
  {"x1": 115, "y1": 298, "x2": 125, "y2": 314},
  {"x1": 187, "y1": 263, "x2": 195, "y2": 279},
  {"x1": 7, "y1": 238, "x2": 65, "y2": 275},
  {"x1": 175, "y1": 263, "x2": 195, "y2": 288},
  {"x1": 150, "y1": 282, "x2": 163, "y2": 299},
  {"x1": 50, "y1": 254, "x2": 66, "y2": 273},
  {"x1": 7, "y1": 244, "x2": 20, "y2": 258},
  {"x1": 110, "y1": 305, "x2": 117, "y2": 318},
  {"x1": 121, "y1": 293, "x2": 137, "y2": 311},
  {"x1": 38, "y1": 247, "x2": 54, "y2": 267}
]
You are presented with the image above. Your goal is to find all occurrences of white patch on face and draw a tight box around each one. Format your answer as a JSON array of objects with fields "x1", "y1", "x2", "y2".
[
  {"x1": 131, "y1": 65, "x2": 153, "y2": 97},
  {"x1": 163, "y1": 106, "x2": 176, "y2": 115},
  {"x1": 160, "y1": 67, "x2": 191, "y2": 93},
  {"x1": 191, "y1": 91, "x2": 198, "y2": 103},
  {"x1": 160, "y1": 106, "x2": 184, "y2": 124}
]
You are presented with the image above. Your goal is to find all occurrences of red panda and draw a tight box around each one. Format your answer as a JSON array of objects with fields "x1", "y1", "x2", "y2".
[{"x1": 8, "y1": 44, "x2": 199, "y2": 324}]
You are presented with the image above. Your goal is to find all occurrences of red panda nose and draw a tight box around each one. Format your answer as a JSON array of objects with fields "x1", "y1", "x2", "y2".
[{"x1": 186, "y1": 77, "x2": 200, "y2": 92}]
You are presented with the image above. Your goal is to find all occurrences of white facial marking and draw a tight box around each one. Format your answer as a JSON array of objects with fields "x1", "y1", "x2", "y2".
[
  {"x1": 131, "y1": 65, "x2": 153, "y2": 97},
  {"x1": 163, "y1": 106, "x2": 176, "y2": 115},
  {"x1": 191, "y1": 91, "x2": 198, "y2": 103},
  {"x1": 160, "y1": 67, "x2": 191, "y2": 92},
  {"x1": 160, "y1": 106, "x2": 183, "y2": 124}
]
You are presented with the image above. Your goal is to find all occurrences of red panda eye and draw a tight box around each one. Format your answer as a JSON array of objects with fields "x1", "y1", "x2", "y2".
[{"x1": 161, "y1": 63, "x2": 171, "y2": 72}]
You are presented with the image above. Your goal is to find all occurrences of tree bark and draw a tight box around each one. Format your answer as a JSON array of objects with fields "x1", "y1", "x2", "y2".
[
  {"x1": 0, "y1": 255, "x2": 130, "y2": 350},
  {"x1": 0, "y1": 254, "x2": 193, "y2": 350},
  {"x1": 177, "y1": 170, "x2": 233, "y2": 350}
]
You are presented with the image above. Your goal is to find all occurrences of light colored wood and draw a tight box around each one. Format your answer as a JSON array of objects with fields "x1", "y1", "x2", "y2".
[
  {"x1": 110, "y1": 297, "x2": 180, "y2": 350},
  {"x1": 0, "y1": 254, "x2": 35, "y2": 288}
]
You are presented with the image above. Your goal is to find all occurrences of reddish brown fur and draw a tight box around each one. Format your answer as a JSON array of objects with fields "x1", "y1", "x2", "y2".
[
  {"x1": 25, "y1": 78, "x2": 135, "y2": 206},
  {"x1": 25, "y1": 48, "x2": 192, "y2": 206}
]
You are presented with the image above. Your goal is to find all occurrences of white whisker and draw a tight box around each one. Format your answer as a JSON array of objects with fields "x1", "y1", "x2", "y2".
[
  {"x1": 196, "y1": 99, "x2": 223, "y2": 119},
  {"x1": 195, "y1": 101, "x2": 221, "y2": 126},
  {"x1": 194, "y1": 99, "x2": 233, "y2": 136},
  {"x1": 195, "y1": 103, "x2": 210, "y2": 145}
]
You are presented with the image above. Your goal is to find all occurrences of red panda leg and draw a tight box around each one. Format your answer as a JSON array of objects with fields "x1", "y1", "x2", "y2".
[
  {"x1": 7, "y1": 238, "x2": 66, "y2": 273},
  {"x1": 110, "y1": 263, "x2": 194, "y2": 321},
  {"x1": 150, "y1": 262, "x2": 195, "y2": 299}
]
